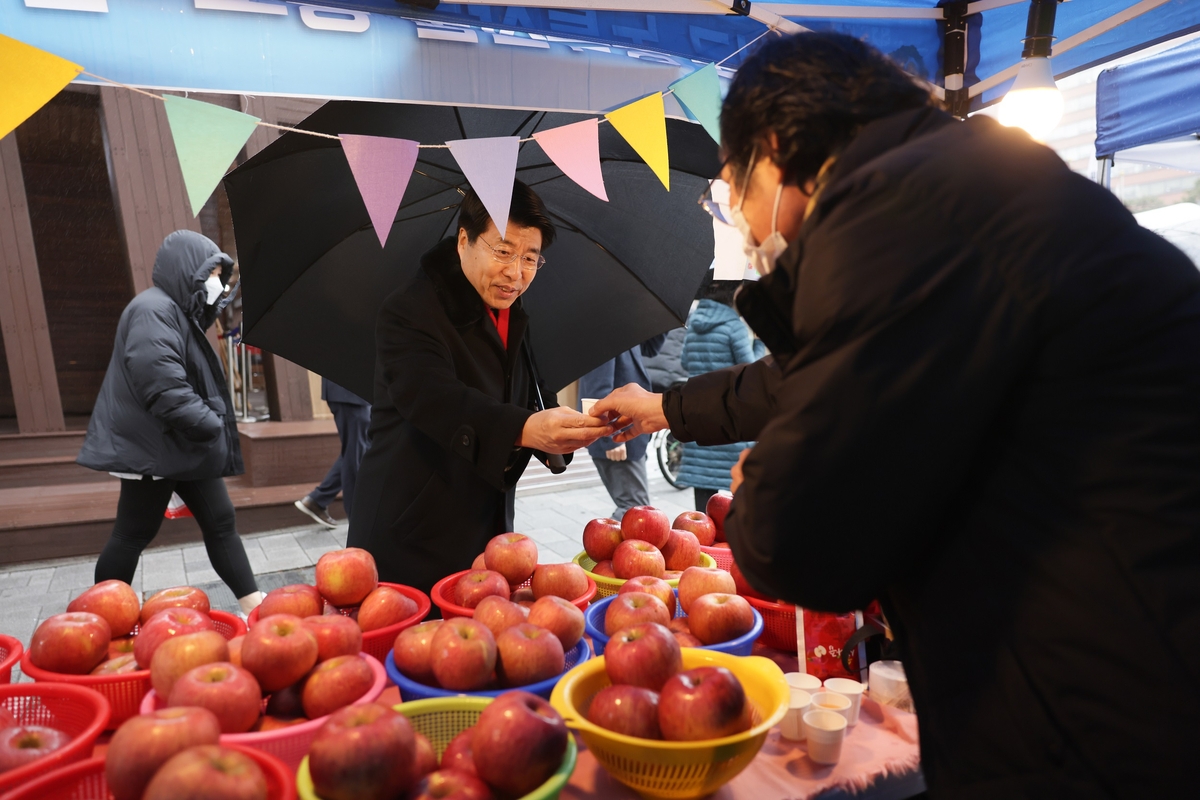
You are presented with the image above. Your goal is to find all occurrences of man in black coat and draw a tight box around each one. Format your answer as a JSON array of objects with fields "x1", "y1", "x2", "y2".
[
  {"x1": 595, "y1": 33, "x2": 1200, "y2": 797},
  {"x1": 348, "y1": 182, "x2": 611, "y2": 594}
]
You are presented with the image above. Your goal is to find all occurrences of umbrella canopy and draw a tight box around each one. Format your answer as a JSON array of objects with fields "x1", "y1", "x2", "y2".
[{"x1": 224, "y1": 101, "x2": 719, "y2": 400}]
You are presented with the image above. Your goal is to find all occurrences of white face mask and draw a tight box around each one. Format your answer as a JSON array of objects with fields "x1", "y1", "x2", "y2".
[
  {"x1": 731, "y1": 177, "x2": 788, "y2": 277},
  {"x1": 204, "y1": 273, "x2": 225, "y2": 305}
]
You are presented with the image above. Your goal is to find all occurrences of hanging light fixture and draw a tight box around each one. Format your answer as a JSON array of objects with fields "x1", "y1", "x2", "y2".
[{"x1": 998, "y1": 0, "x2": 1064, "y2": 141}]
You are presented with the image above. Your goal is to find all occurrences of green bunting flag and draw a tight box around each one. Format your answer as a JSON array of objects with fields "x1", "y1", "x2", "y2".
[
  {"x1": 670, "y1": 63, "x2": 722, "y2": 145},
  {"x1": 163, "y1": 95, "x2": 261, "y2": 216}
]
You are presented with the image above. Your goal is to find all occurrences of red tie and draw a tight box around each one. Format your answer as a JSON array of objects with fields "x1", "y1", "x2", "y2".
[{"x1": 489, "y1": 307, "x2": 510, "y2": 350}]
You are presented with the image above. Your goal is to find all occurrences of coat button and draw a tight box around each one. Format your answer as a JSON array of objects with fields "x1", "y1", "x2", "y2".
[{"x1": 461, "y1": 435, "x2": 470, "y2": 446}]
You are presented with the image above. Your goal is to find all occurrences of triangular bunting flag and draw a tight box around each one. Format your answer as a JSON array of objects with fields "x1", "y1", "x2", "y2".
[
  {"x1": 162, "y1": 95, "x2": 260, "y2": 216},
  {"x1": 0, "y1": 34, "x2": 83, "y2": 140},
  {"x1": 340, "y1": 134, "x2": 420, "y2": 248},
  {"x1": 670, "y1": 63, "x2": 722, "y2": 144},
  {"x1": 532, "y1": 119, "x2": 607, "y2": 202},
  {"x1": 606, "y1": 93, "x2": 670, "y2": 191},
  {"x1": 447, "y1": 136, "x2": 520, "y2": 238}
]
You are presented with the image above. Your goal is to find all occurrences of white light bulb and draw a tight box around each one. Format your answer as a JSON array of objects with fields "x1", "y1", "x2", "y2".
[{"x1": 998, "y1": 56, "x2": 1063, "y2": 141}]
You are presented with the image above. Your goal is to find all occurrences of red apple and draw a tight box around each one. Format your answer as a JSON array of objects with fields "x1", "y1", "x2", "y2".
[
  {"x1": 92, "y1": 653, "x2": 139, "y2": 674},
  {"x1": 252, "y1": 715, "x2": 305, "y2": 732},
  {"x1": 471, "y1": 553, "x2": 487, "y2": 570},
  {"x1": 134, "y1": 607, "x2": 214, "y2": 669},
  {"x1": 668, "y1": 617, "x2": 691, "y2": 634},
  {"x1": 582, "y1": 518, "x2": 623, "y2": 562},
  {"x1": 167, "y1": 662, "x2": 262, "y2": 733},
  {"x1": 617, "y1": 576, "x2": 676, "y2": 617},
  {"x1": 586, "y1": 685, "x2": 662, "y2": 739},
  {"x1": 604, "y1": 591, "x2": 671, "y2": 636},
  {"x1": 672, "y1": 511, "x2": 717, "y2": 547},
  {"x1": 430, "y1": 618, "x2": 497, "y2": 691},
  {"x1": 705, "y1": 493, "x2": 733, "y2": 543},
  {"x1": 472, "y1": 691, "x2": 568, "y2": 797},
  {"x1": 29, "y1": 612, "x2": 111, "y2": 674},
  {"x1": 483, "y1": 533, "x2": 539, "y2": 586},
  {"x1": 0, "y1": 725, "x2": 71, "y2": 773},
  {"x1": 67, "y1": 580, "x2": 140, "y2": 637},
  {"x1": 241, "y1": 613, "x2": 319, "y2": 692},
  {"x1": 357, "y1": 586, "x2": 418, "y2": 632},
  {"x1": 227, "y1": 635, "x2": 245, "y2": 668},
  {"x1": 526, "y1": 596, "x2": 585, "y2": 650},
  {"x1": 304, "y1": 614, "x2": 363, "y2": 662},
  {"x1": 150, "y1": 629, "x2": 230, "y2": 698},
  {"x1": 108, "y1": 635, "x2": 135, "y2": 659},
  {"x1": 620, "y1": 506, "x2": 671, "y2": 548},
  {"x1": 661, "y1": 529, "x2": 702, "y2": 571},
  {"x1": 604, "y1": 622, "x2": 681, "y2": 691},
  {"x1": 677, "y1": 567, "x2": 736, "y2": 615},
  {"x1": 302, "y1": 654, "x2": 375, "y2": 719},
  {"x1": 393, "y1": 620, "x2": 442, "y2": 684},
  {"x1": 258, "y1": 584, "x2": 323, "y2": 619},
  {"x1": 688, "y1": 593, "x2": 754, "y2": 645},
  {"x1": 674, "y1": 631, "x2": 704, "y2": 647},
  {"x1": 530, "y1": 562, "x2": 589, "y2": 601},
  {"x1": 592, "y1": 560, "x2": 616, "y2": 578},
  {"x1": 664, "y1": 570, "x2": 683, "y2": 582},
  {"x1": 143, "y1": 745, "x2": 267, "y2": 800},
  {"x1": 453, "y1": 570, "x2": 510, "y2": 609},
  {"x1": 309, "y1": 703, "x2": 417, "y2": 800},
  {"x1": 140, "y1": 586, "x2": 210, "y2": 624},
  {"x1": 411, "y1": 769, "x2": 494, "y2": 800},
  {"x1": 473, "y1": 595, "x2": 528, "y2": 640},
  {"x1": 730, "y1": 559, "x2": 769, "y2": 601},
  {"x1": 440, "y1": 727, "x2": 477, "y2": 776},
  {"x1": 106, "y1": 707, "x2": 222, "y2": 800},
  {"x1": 511, "y1": 587, "x2": 536, "y2": 605},
  {"x1": 412, "y1": 732, "x2": 437, "y2": 779},
  {"x1": 613, "y1": 540, "x2": 665, "y2": 579},
  {"x1": 316, "y1": 547, "x2": 379, "y2": 606},
  {"x1": 496, "y1": 624, "x2": 564, "y2": 687},
  {"x1": 658, "y1": 666, "x2": 751, "y2": 741},
  {"x1": 265, "y1": 682, "x2": 305, "y2": 719}
]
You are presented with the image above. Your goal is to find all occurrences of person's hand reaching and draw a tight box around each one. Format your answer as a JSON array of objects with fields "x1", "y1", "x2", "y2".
[
  {"x1": 730, "y1": 448, "x2": 751, "y2": 493},
  {"x1": 591, "y1": 384, "x2": 668, "y2": 443},
  {"x1": 605, "y1": 443, "x2": 628, "y2": 462},
  {"x1": 516, "y1": 407, "x2": 613, "y2": 455}
]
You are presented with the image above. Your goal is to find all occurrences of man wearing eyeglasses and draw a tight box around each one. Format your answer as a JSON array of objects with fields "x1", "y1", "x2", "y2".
[{"x1": 348, "y1": 181, "x2": 612, "y2": 594}]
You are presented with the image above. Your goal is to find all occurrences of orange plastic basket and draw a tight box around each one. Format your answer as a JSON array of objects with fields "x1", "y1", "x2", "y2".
[
  {"x1": 19, "y1": 609, "x2": 246, "y2": 729},
  {"x1": 699, "y1": 544, "x2": 734, "y2": 571},
  {"x1": 431, "y1": 570, "x2": 596, "y2": 619},
  {"x1": 0, "y1": 682, "x2": 112, "y2": 794},
  {"x1": 745, "y1": 596, "x2": 798, "y2": 652},
  {"x1": 0, "y1": 634, "x2": 23, "y2": 684}
]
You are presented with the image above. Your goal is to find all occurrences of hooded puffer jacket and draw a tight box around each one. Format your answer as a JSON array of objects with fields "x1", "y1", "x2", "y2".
[{"x1": 78, "y1": 230, "x2": 244, "y2": 480}]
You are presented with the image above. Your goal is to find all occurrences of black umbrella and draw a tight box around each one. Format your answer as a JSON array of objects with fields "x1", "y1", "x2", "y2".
[{"x1": 224, "y1": 101, "x2": 719, "y2": 400}]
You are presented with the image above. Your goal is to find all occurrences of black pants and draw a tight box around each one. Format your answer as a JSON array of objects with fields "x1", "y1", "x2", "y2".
[
  {"x1": 694, "y1": 487, "x2": 718, "y2": 512},
  {"x1": 309, "y1": 401, "x2": 371, "y2": 519},
  {"x1": 95, "y1": 477, "x2": 258, "y2": 599}
]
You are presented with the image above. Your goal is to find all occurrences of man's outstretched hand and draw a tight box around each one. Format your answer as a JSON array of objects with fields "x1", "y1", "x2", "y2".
[
  {"x1": 591, "y1": 384, "x2": 668, "y2": 443},
  {"x1": 517, "y1": 407, "x2": 614, "y2": 455}
]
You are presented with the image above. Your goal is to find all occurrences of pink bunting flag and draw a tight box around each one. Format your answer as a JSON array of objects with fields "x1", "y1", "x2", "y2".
[
  {"x1": 532, "y1": 119, "x2": 608, "y2": 202},
  {"x1": 340, "y1": 134, "x2": 420, "y2": 248},
  {"x1": 447, "y1": 136, "x2": 520, "y2": 238}
]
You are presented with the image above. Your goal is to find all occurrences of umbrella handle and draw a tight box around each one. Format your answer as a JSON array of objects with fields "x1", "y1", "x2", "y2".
[{"x1": 545, "y1": 453, "x2": 567, "y2": 473}]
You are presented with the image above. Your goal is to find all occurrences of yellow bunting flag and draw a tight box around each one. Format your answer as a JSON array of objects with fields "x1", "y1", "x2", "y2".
[
  {"x1": 605, "y1": 93, "x2": 670, "y2": 191},
  {"x1": 0, "y1": 34, "x2": 83, "y2": 141}
]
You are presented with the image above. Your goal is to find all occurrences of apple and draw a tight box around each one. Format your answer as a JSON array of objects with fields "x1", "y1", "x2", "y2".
[
  {"x1": 264, "y1": 682, "x2": 305, "y2": 719},
  {"x1": 620, "y1": 506, "x2": 671, "y2": 549},
  {"x1": 252, "y1": 716, "x2": 306, "y2": 732},
  {"x1": 143, "y1": 745, "x2": 268, "y2": 800},
  {"x1": 430, "y1": 617, "x2": 497, "y2": 691},
  {"x1": 473, "y1": 595, "x2": 528, "y2": 640},
  {"x1": 151, "y1": 629, "x2": 230, "y2": 699},
  {"x1": 411, "y1": 769, "x2": 494, "y2": 800},
  {"x1": 613, "y1": 540, "x2": 665, "y2": 580},
  {"x1": 604, "y1": 591, "x2": 671, "y2": 636},
  {"x1": 29, "y1": 612, "x2": 111, "y2": 674},
  {"x1": 658, "y1": 666, "x2": 751, "y2": 741},
  {"x1": 0, "y1": 725, "x2": 71, "y2": 773},
  {"x1": 582, "y1": 518, "x2": 623, "y2": 562},
  {"x1": 134, "y1": 607, "x2": 214, "y2": 669},
  {"x1": 167, "y1": 662, "x2": 262, "y2": 733},
  {"x1": 258, "y1": 584, "x2": 323, "y2": 619},
  {"x1": 604, "y1": 622, "x2": 681, "y2": 691},
  {"x1": 472, "y1": 690, "x2": 568, "y2": 797},
  {"x1": 227, "y1": 635, "x2": 245, "y2": 668},
  {"x1": 705, "y1": 493, "x2": 733, "y2": 543},
  {"x1": 105, "y1": 707, "x2": 222, "y2": 800},
  {"x1": 672, "y1": 511, "x2": 717, "y2": 547},
  {"x1": 393, "y1": 620, "x2": 442, "y2": 683},
  {"x1": 526, "y1": 596, "x2": 585, "y2": 650},
  {"x1": 92, "y1": 653, "x2": 139, "y2": 674},
  {"x1": 496, "y1": 623, "x2": 564, "y2": 687},
  {"x1": 316, "y1": 547, "x2": 379, "y2": 607},
  {"x1": 471, "y1": 553, "x2": 487, "y2": 570},
  {"x1": 412, "y1": 732, "x2": 437, "y2": 779},
  {"x1": 592, "y1": 560, "x2": 616, "y2": 578},
  {"x1": 730, "y1": 559, "x2": 769, "y2": 601},
  {"x1": 586, "y1": 685, "x2": 661, "y2": 739},
  {"x1": 688, "y1": 593, "x2": 755, "y2": 645},
  {"x1": 674, "y1": 631, "x2": 704, "y2": 647},
  {"x1": 511, "y1": 587, "x2": 536, "y2": 605},
  {"x1": 530, "y1": 562, "x2": 589, "y2": 601},
  {"x1": 303, "y1": 614, "x2": 363, "y2": 662},
  {"x1": 661, "y1": 529, "x2": 702, "y2": 571},
  {"x1": 440, "y1": 727, "x2": 477, "y2": 776},
  {"x1": 677, "y1": 567, "x2": 736, "y2": 615},
  {"x1": 108, "y1": 635, "x2": 135, "y2": 659},
  {"x1": 668, "y1": 617, "x2": 691, "y2": 634},
  {"x1": 302, "y1": 655, "x2": 375, "y2": 719},
  {"x1": 664, "y1": 570, "x2": 683, "y2": 582},
  {"x1": 357, "y1": 586, "x2": 419, "y2": 632},
  {"x1": 483, "y1": 533, "x2": 539, "y2": 586},
  {"x1": 241, "y1": 613, "x2": 319, "y2": 692},
  {"x1": 140, "y1": 586, "x2": 210, "y2": 624},
  {"x1": 617, "y1": 576, "x2": 676, "y2": 617},
  {"x1": 453, "y1": 570, "x2": 510, "y2": 609},
  {"x1": 309, "y1": 703, "x2": 417, "y2": 800},
  {"x1": 67, "y1": 580, "x2": 140, "y2": 637}
]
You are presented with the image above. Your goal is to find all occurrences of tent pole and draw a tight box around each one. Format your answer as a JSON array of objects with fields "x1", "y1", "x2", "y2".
[{"x1": 1097, "y1": 157, "x2": 1113, "y2": 190}]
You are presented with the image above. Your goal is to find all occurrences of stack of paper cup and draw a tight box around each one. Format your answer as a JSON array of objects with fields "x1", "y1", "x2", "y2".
[
  {"x1": 803, "y1": 709, "x2": 848, "y2": 765},
  {"x1": 823, "y1": 677, "x2": 866, "y2": 725},
  {"x1": 786, "y1": 672, "x2": 822, "y2": 695},
  {"x1": 869, "y1": 660, "x2": 913, "y2": 712},
  {"x1": 780, "y1": 688, "x2": 811, "y2": 740}
]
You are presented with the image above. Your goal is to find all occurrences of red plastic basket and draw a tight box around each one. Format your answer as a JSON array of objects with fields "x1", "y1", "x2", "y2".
[
  {"x1": 247, "y1": 582, "x2": 430, "y2": 662},
  {"x1": 700, "y1": 544, "x2": 734, "y2": 571},
  {"x1": 745, "y1": 596, "x2": 798, "y2": 652},
  {"x1": 19, "y1": 609, "x2": 247, "y2": 729},
  {"x1": 430, "y1": 570, "x2": 597, "y2": 620},
  {"x1": 2, "y1": 744, "x2": 296, "y2": 800},
  {"x1": 0, "y1": 634, "x2": 23, "y2": 684},
  {"x1": 0, "y1": 682, "x2": 112, "y2": 794},
  {"x1": 139, "y1": 652, "x2": 387, "y2": 771}
]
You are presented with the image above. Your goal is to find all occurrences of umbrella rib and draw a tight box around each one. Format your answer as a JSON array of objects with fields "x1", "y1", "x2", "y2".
[{"x1": 452, "y1": 108, "x2": 468, "y2": 141}]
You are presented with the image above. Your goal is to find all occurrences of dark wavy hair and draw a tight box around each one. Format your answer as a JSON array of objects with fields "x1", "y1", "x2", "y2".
[
  {"x1": 720, "y1": 31, "x2": 934, "y2": 188},
  {"x1": 458, "y1": 179, "x2": 556, "y2": 248}
]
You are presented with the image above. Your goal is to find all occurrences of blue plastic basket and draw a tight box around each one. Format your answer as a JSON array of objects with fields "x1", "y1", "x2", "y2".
[
  {"x1": 386, "y1": 638, "x2": 591, "y2": 701},
  {"x1": 584, "y1": 589, "x2": 763, "y2": 657}
]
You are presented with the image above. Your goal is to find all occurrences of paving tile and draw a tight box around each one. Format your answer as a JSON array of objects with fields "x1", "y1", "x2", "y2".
[
  {"x1": 181, "y1": 545, "x2": 210, "y2": 566},
  {"x1": 0, "y1": 573, "x2": 31, "y2": 591},
  {"x1": 47, "y1": 563, "x2": 96, "y2": 593},
  {"x1": 22, "y1": 568, "x2": 56, "y2": 594},
  {"x1": 184, "y1": 567, "x2": 221, "y2": 586},
  {"x1": 524, "y1": 527, "x2": 572, "y2": 546},
  {"x1": 331, "y1": 529, "x2": 348, "y2": 547},
  {"x1": 2, "y1": 590, "x2": 70, "y2": 611}
]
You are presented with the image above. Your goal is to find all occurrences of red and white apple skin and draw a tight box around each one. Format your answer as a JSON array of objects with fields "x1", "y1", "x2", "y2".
[
  {"x1": 705, "y1": 493, "x2": 733, "y2": 543},
  {"x1": 604, "y1": 591, "x2": 671, "y2": 636},
  {"x1": 107, "y1": 635, "x2": 135, "y2": 660},
  {"x1": 613, "y1": 540, "x2": 665, "y2": 580},
  {"x1": 105, "y1": 706, "x2": 222, "y2": 800},
  {"x1": 664, "y1": 570, "x2": 684, "y2": 582},
  {"x1": 473, "y1": 595, "x2": 528, "y2": 640},
  {"x1": 658, "y1": 666, "x2": 752, "y2": 741},
  {"x1": 472, "y1": 690, "x2": 568, "y2": 798},
  {"x1": 471, "y1": 553, "x2": 487, "y2": 570},
  {"x1": 308, "y1": 703, "x2": 417, "y2": 800},
  {"x1": 530, "y1": 562, "x2": 589, "y2": 601},
  {"x1": 0, "y1": 725, "x2": 71, "y2": 774},
  {"x1": 453, "y1": 570, "x2": 510, "y2": 609},
  {"x1": 410, "y1": 768, "x2": 495, "y2": 800},
  {"x1": 303, "y1": 614, "x2": 363, "y2": 662},
  {"x1": 430, "y1": 618, "x2": 497, "y2": 691},
  {"x1": 483, "y1": 533, "x2": 539, "y2": 587},
  {"x1": 150, "y1": 629, "x2": 230, "y2": 699},
  {"x1": 302, "y1": 654, "x2": 375, "y2": 719},
  {"x1": 661, "y1": 529, "x2": 702, "y2": 572},
  {"x1": 592, "y1": 560, "x2": 616, "y2": 579},
  {"x1": 729, "y1": 559, "x2": 770, "y2": 601},
  {"x1": 676, "y1": 567, "x2": 737, "y2": 615},
  {"x1": 357, "y1": 586, "x2": 419, "y2": 632},
  {"x1": 604, "y1": 622, "x2": 682, "y2": 692},
  {"x1": 316, "y1": 547, "x2": 379, "y2": 607},
  {"x1": 687, "y1": 593, "x2": 755, "y2": 645},
  {"x1": 674, "y1": 631, "x2": 704, "y2": 648},
  {"x1": 134, "y1": 607, "x2": 214, "y2": 670},
  {"x1": 582, "y1": 518, "x2": 624, "y2": 562},
  {"x1": 619, "y1": 506, "x2": 671, "y2": 549},
  {"x1": 67, "y1": 580, "x2": 140, "y2": 637},
  {"x1": 617, "y1": 576, "x2": 676, "y2": 617},
  {"x1": 440, "y1": 728, "x2": 478, "y2": 776},
  {"x1": 393, "y1": 620, "x2": 442, "y2": 684},
  {"x1": 28, "y1": 611, "x2": 111, "y2": 675},
  {"x1": 258, "y1": 584, "x2": 323, "y2": 619},
  {"x1": 142, "y1": 745, "x2": 268, "y2": 800},
  {"x1": 671, "y1": 511, "x2": 717, "y2": 548},
  {"x1": 496, "y1": 624, "x2": 565, "y2": 687},
  {"x1": 586, "y1": 684, "x2": 662, "y2": 739},
  {"x1": 240, "y1": 613, "x2": 320, "y2": 692},
  {"x1": 167, "y1": 662, "x2": 262, "y2": 734},
  {"x1": 511, "y1": 587, "x2": 536, "y2": 606},
  {"x1": 227, "y1": 636, "x2": 245, "y2": 668},
  {"x1": 412, "y1": 732, "x2": 437, "y2": 779},
  {"x1": 140, "y1": 586, "x2": 210, "y2": 624},
  {"x1": 92, "y1": 653, "x2": 139, "y2": 675},
  {"x1": 526, "y1": 596, "x2": 585, "y2": 650}
]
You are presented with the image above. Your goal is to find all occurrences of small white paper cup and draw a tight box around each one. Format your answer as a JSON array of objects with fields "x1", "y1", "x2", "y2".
[
  {"x1": 786, "y1": 672, "x2": 823, "y2": 695},
  {"x1": 803, "y1": 709, "x2": 847, "y2": 765},
  {"x1": 823, "y1": 677, "x2": 866, "y2": 726},
  {"x1": 809, "y1": 691, "x2": 852, "y2": 725},
  {"x1": 580, "y1": 398, "x2": 599, "y2": 416},
  {"x1": 780, "y1": 689, "x2": 811, "y2": 741}
]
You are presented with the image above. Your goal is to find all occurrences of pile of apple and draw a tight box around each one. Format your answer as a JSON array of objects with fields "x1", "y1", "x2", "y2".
[
  {"x1": 306, "y1": 547, "x2": 421, "y2": 631},
  {"x1": 606, "y1": 566, "x2": 755, "y2": 648},
  {"x1": 582, "y1": 505, "x2": 715, "y2": 580},
  {"x1": 461, "y1": 533, "x2": 591, "y2": 608},
  {"x1": 305, "y1": 692, "x2": 569, "y2": 800}
]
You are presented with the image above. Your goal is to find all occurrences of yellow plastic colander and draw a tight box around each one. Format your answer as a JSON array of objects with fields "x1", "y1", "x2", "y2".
[
  {"x1": 550, "y1": 649, "x2": 789, "y2": 799},
  {"x1": 573, "y1": 551, "x2": 718, "y2": 598}
]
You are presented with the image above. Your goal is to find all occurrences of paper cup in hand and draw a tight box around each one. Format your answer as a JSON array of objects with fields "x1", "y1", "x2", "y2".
[
  {"x1": 823, "y1": 677, "x2": 866, "y2": 726},
  {"x1": 780, "y1": 688, "x2": 811, "y2": 741},
  {"x1": 580, "y1": 398, "x2": 599, "y2": 417},
  {"x1": 803, "y1": 709, "x2": 848, "y2": 765}
]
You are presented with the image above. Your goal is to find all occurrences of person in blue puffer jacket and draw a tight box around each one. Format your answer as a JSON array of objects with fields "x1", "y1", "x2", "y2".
[{"x1": 678, "y1": 278, "x2": 765, "y2": 510}]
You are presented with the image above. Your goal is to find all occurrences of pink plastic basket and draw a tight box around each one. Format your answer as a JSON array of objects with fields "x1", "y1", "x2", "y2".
[
  {"x1": 430, "y1": 570, "x2": 597, "y2": 620},
  {"x1": 745, "y1": 596, "x2": 798, "y2": 652},
  {"x1": 0, "y1": 634, "x2": 23, "y2": 684},
  {"x1": 140, "y1": 652, "x2": 387, "y2": 770},
  {"x1": 0, "y1": 682, "x2": 112, "y2": 794},
  {"x1": 700, "y1": 544, "x2": 734, "y2": 571}
]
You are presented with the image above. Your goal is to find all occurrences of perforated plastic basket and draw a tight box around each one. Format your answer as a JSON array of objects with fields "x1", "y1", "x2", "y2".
[
  {"x1": 572, "y1": 551, "x2": 717, "y2": 598},
  {"x1": 0, "y1": 633, "x2": 23, "y2": 684},
  {"x1": 699, "y1": 543, "x2": 734, "y2": 571},
  {"x1": 430, "y1": 570, "x2": 596, "y2": 619},
  {"x1": 745, "y1": 596, "x2": 798, "y2": 652},
  {"x1": 0, "y1": 682, "x2": 112, "y2": 794},
  {"x1": 386, "y1": 638, "x2": 590, "y2": 701},
  {"x1": 583, "y1": 590, "x2": 763, "y2": 657}
]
